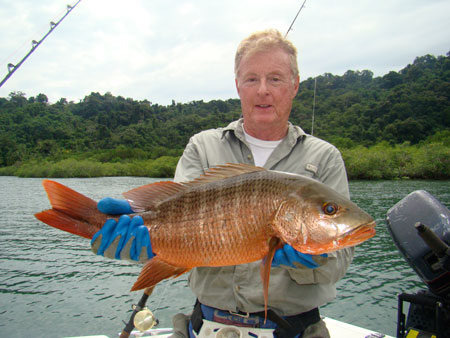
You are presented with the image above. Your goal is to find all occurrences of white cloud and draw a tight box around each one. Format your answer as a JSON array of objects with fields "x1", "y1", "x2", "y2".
[{"x1": 0, "y1": 0, "x2": 449, "y2": 104}]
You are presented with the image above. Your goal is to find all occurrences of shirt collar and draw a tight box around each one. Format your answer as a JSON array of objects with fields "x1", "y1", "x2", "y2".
[{"x1": 221, "y1": 118, "x2": 307, "y2": 142}]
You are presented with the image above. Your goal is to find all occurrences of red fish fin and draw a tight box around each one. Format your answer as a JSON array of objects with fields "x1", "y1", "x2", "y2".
[
  {"x1": 123, "y1": 181, "x2": 187, "y2": 212},
  {"x1": 184, "y1": 163, "x2": 266, "y2": 186},
  {"x1": 260, "y1": 237, "x2": 283, "y2": 322},
  {"x1": 131, "y1": 257, "x2": 190, "y2": 291},
  {"x1": 35, "y1": 180, "x2": 104, "y2": 239},
  {"x1": 124, "y1": 164, "x2": 265, "y2": 212},
  {"x1": 35, "y1": 209, "x2": 98, "y2": 239},
  {"x1": 41, "y1": 180, "x2": 99, "y2": 220}
]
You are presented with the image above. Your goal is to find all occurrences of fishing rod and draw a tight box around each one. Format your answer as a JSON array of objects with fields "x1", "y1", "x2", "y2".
[
  {"x1": 311, "y1": 78, "x2": 317, "y2": 136},
  {"x1": 285, "y1": 0, "x2": 308, "y2": 38},
  {"x1": 284, "y1": 0, "x2": 316, "y2": 135},
  {"x1": 0, "y1": 0, "x2": 82, "y2": 88}
]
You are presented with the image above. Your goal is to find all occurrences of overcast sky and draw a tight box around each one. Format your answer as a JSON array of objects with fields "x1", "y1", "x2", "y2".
[{"x1": 0, "y1": 0, "x2": 449, "y2": 105}]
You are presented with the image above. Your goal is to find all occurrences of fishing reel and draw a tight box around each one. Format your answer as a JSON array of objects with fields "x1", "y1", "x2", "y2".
[
  {"x1": 120, "y1": 287, "x2": 160, "y2": 338},
  {"x1": 133, "y1": 306, "x2": 157, "y2": 332}
]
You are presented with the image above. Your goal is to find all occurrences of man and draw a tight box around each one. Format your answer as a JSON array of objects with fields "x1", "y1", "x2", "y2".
[{"x1": 93, "y1": 29, "x2": 353, "y2": 338}]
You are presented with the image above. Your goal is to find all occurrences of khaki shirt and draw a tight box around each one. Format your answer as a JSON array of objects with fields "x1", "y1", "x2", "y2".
[{"x1": 174, "y1": 119, "x2": 354, "y2": 316}]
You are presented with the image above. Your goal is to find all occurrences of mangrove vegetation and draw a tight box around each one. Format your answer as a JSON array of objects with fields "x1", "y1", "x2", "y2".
[{"x1": 1, "y1": 52, "x2": 449, "y2": 179}]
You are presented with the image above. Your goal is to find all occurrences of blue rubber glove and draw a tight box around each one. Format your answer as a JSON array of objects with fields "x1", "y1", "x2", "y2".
[
  {"x1": 271, "y1": 244, "x2": 327, "y2": 269},
  {"x1": 91, "y1": 198, "x2": 154, "y2": 263},
  {"x1": 98, "y1": 197, "x2": 134, "y2": 215}
]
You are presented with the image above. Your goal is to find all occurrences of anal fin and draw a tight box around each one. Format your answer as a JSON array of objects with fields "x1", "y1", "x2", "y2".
[{"x1": 131, "y1": 257, "x2": 190, "y2": 291}]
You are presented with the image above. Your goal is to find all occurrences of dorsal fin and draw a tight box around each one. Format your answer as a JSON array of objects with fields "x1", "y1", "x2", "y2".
[
  {"x1": 184, "y1": 163, "x2": 266, "y2": 187},
  {"x1": 123, "y1": 163, "x2": 266, "y2": 212}
]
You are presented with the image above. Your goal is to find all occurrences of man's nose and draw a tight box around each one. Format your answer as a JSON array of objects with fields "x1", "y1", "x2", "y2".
[{"x1": 257, "y1": 79, "x2": 269, "y2": 95}]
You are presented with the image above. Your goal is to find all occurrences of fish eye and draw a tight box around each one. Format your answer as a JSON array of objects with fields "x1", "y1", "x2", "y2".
[{"x1": 323, "y1": 202, "x2": 338, "y2": 215}]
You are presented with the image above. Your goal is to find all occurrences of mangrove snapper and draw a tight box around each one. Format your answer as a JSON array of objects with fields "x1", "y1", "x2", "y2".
[{"x1": 35, "y1": 163, "x2": 376, "y2": 316}]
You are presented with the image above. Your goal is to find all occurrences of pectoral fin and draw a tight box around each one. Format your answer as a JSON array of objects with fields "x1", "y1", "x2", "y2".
[{"x1": 260, "y1": 237, "x2": 283, "y2": 321}]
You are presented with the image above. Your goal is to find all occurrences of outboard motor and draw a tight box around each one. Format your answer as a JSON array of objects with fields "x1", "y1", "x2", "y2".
[{"x1": 386, "y1": 190, "x2": 450, "y2": 338}]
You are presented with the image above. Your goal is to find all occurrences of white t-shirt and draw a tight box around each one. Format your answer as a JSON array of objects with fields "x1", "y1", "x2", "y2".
[{"x1": 243, "y1": 130, "x2": 283, "y2": 167}]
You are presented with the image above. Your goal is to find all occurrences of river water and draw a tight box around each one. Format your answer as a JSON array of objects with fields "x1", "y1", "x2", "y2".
[{"x1": 0, "y1": 176, "x2": 449, "y2": 338}]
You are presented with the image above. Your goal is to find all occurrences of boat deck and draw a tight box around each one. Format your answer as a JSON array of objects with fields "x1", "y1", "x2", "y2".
[{"x1": 64, "y1": 316, "x2": 395, "y2": 338}]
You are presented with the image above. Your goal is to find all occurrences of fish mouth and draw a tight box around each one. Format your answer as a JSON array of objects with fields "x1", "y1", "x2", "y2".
[
  {"x1": 339, "y1": 220, "x2": 377, "y2": 245},
  {"x1": 294, "y1": 221, "x2": 376, "y2": 255}
]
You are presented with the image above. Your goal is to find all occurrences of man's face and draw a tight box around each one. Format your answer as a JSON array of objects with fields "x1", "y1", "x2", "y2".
[{"x1": 235, "y1": 48, "x2": 299, "y2": 139}]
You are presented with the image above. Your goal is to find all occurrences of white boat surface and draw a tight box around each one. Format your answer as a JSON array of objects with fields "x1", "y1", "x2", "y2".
[{"x1": 64, "y1": 316, "x2": 394, "y2": 338}]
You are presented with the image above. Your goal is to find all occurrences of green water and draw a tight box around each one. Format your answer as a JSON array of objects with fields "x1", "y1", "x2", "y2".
[{"x1": 0, "y1": 177, "x2": 448, "y2": 337}]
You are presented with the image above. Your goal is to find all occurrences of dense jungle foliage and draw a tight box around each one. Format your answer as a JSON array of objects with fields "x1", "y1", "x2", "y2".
[{"x1": 0, "y1": 53, "x2": 449, "y2": 179}]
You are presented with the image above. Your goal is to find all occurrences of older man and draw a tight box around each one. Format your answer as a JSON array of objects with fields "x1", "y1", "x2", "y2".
[{"x1": 93, "y1": 29, "x2": 353, "y2": 338}]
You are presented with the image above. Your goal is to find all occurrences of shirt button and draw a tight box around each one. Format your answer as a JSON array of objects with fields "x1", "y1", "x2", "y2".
[
  {"x1": 247, "y1": 155, "x2": 252, "y2": 160},
  {"x1": 235, "y1": 285, "x2": 240, "y2": 291}
]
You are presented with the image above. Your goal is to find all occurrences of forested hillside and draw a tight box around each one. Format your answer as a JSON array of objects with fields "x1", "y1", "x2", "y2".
[{"x1": 0, "y1": 52, "x2": 449, "y2": 178}]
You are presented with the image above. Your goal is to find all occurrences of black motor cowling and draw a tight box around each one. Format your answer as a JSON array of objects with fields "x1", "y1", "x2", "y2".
[
  {"x1": 386, "y1": 190, "x2": 450, "y2": 297},
  {"x1": 386, "y1": 190, "x2": 450, "y2": 338}
]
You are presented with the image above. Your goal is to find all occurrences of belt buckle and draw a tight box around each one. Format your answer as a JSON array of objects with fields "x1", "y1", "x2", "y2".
[{"x1": 228, "y1": 310, "x2": 250, "y2": 318}]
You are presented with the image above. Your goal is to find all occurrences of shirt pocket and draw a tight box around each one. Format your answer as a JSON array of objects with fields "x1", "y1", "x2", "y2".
[
  {"x1": 287, "y1": 267, "x2": 315, "y2": 284},
  {"x1": 300, "y1": 163, "x2": 320, "y2": 179},
  {"x1": 286, "y1": 252, "x2": 337, "y2": 285}
]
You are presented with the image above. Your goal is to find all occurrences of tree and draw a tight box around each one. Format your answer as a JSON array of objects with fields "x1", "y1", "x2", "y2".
[
  {"x1": 381, "y1": 71, "x2": 402, "y2": 89},
  {"x1": 36, "y1": 93, "x2": 48, "y2": 104}
]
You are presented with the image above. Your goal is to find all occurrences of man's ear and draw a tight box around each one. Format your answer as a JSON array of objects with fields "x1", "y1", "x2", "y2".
[
  {"x1": 235, "y1": 78, "x2": 241, "y2": 97},
  {"x1": 292, "y1": 75, "x2": 300, "y2": 98}
]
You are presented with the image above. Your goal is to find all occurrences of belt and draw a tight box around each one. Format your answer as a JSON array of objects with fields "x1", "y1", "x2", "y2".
[{"x1": 190, "y1": 301, "x2": 320, "y2": 338}]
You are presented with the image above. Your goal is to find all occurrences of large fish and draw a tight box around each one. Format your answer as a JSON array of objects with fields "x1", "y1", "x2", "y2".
[{"x1": 35, "y1": 163, "x2": 376, "y2": 316}]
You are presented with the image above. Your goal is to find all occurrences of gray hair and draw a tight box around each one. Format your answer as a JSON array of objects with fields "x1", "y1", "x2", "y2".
[{"x1": 234, "y1": 29, "x2": 299, "y2": 80}]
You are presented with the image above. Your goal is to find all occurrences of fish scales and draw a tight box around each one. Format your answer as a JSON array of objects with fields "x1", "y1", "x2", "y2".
[
  {"x1": 145, "y1": 171, "x2": 290, "y2": 268},
  {"x1": 35, "y1": 163, "x2": 376, "y2": 316}
]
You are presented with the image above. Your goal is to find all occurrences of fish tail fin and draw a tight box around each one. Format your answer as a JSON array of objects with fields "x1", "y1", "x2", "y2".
[
  {"x1": 35, "y1": 209, "x2": 97, "y2": 239},
  {"x1": 131, "y1": 257, "x2": 190, "y2": 291},
  {"x1": 34, "y1": 180, "x2": 105, "y2": 239}
]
